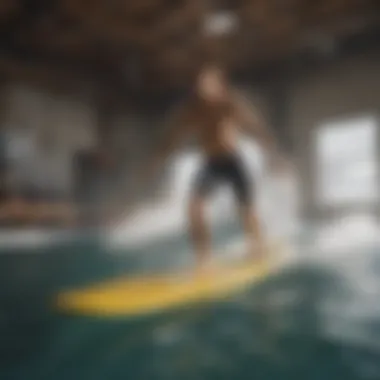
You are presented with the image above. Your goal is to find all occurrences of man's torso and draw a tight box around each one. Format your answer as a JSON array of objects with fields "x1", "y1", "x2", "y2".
[{"x1": 187, "y1": 99, "x2": 243, "y2": 158}]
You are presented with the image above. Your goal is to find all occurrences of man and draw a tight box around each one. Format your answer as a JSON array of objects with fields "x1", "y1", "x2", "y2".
[{"x1": 141, "y1": 63, "x2": 288, "y2": 272}]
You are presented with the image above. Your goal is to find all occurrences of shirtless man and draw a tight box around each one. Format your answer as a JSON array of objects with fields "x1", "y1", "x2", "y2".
[{"x1": 143, "y1": 63, "x2": 287, "y2": 272}]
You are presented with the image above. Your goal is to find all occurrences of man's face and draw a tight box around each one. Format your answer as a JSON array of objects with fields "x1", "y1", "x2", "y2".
[{"x1": 197, "y1": 67, "x2": 226, "y2": 102}]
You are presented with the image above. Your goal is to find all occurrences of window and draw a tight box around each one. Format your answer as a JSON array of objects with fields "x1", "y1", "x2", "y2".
[{"x1": 315, "y1": 116, "x2": 378, "y2": 206}]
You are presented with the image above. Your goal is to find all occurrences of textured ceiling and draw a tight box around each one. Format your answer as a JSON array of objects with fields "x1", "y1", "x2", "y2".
[{"x1": 0, "y1": 0, "x2": 379, "y2": 91}]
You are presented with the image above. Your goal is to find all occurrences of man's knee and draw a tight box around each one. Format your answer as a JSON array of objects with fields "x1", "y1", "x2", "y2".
[
  {"x1": 188, "y1": 196, "x2": 205, "y2": 219},
  {"x1": 232, "y1": 177, "x2": 252, "y2": 206}
]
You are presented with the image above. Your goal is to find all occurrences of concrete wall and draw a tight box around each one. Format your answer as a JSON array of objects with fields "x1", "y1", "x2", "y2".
[
  {"x1": 1, "y1": 84, "x2": 97, "y2": 196},
  {"x1": 289, "y1": 52, "x2": 380, "y2": 219}
]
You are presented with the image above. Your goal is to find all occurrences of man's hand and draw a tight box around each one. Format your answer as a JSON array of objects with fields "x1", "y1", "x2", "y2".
[{"x1": 267, "y1": 153, "x2": 294, "y2": 178}]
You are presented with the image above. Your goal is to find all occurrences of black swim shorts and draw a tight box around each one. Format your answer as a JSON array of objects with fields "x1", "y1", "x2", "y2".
[{"x1": 192, "y1": 153, "x2": 253, "y2": 205}]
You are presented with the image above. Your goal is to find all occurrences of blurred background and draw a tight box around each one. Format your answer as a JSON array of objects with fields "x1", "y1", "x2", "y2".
[{"x1": 0, "y1": 0, "x2": 380, "y2": 379}]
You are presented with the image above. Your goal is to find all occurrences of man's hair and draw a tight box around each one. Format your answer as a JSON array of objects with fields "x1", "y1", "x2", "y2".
[
  {"x1": 199, "y1": 60, "x2": 227, "y2": 78},
  {"x1": 194, "y1": 61, "x2": 229, "y2": 93}
]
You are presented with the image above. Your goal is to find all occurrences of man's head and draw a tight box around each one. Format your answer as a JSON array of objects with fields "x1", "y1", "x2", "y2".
[{"x1": 195, "y1": 64, "x2": 228, "y2": 103}]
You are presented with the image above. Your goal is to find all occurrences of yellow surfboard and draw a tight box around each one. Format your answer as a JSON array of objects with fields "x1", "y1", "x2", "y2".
[{"x1": 56, "y1": 244, "x2": 286, "y2": 318}]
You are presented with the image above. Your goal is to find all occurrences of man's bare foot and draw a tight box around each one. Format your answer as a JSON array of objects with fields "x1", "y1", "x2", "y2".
[
  {"x1": 247, "y1": 243, "x2": 267, "y2": 265},
  {"x1": 195, "y1": 255, "x2": 214, "y2": 277}
]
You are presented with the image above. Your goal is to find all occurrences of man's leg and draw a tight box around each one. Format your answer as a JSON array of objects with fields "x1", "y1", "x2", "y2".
[
  {"x1": 228, "y1": 156, "x2": 267, "y2": 261},
  {"x1": 239, "y1": 203, "x2": 266, "y2": 261},
  {"x1": 188, "y1": 195, "x2": 212, "y2": 272}
]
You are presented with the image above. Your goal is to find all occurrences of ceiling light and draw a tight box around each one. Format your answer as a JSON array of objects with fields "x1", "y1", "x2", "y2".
[{"x1": 203, "y1": 11, "x2": 238, "y2": 36}]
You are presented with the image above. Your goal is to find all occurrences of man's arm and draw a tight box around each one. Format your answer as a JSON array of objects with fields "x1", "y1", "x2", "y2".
[
  {"x1": 233, "y1": 91, "x2": 278, "y2": 154},
  {"x1": 143, "y1": 101, "x2": 192, "y2": 180},
  {"x1": 106, "y1": 102, "x2": 192, "y2": 225},
  {"x1": 232, "y1": 91, "x2": 291, "y2": 172}
]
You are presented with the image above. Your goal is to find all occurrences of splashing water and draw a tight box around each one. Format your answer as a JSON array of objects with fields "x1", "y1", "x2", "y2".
[{"x1": 109, "y1": 139, "x2": 297, "y2": 248}]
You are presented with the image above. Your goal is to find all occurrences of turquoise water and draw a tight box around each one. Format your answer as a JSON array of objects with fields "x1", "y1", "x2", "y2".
[{"x1": 0, "y1": 228, "x2": 380, "y2": 380}]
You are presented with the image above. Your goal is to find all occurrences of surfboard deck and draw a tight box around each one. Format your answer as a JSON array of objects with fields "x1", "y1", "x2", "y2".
[{"x1": 56, "y1": 244, "x2": 285, "y2": 318}]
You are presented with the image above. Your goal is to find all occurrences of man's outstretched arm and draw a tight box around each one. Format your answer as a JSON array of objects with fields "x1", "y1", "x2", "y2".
[
  {"x1": 107, "y1": 102, "x2": 192, "y2": 225},
  {"x1": 233, "y1": 91, "x2": 277, "y2": 151},
  {"x1": 142, "y1": 102, "x2": 192, "y2": 181},
  {"x1": 232, "y1": 91, "x2": 288, "y2": 170}
]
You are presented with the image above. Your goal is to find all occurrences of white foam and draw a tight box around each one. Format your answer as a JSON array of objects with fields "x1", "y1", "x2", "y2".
[{"x1": 107, "y1": 141, "x2": 298, "y2": 249}]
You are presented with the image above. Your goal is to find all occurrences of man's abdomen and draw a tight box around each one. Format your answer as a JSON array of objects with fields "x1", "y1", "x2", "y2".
[{"x1": 199, "y1": 123, "x2": 239, "y2": 158}]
